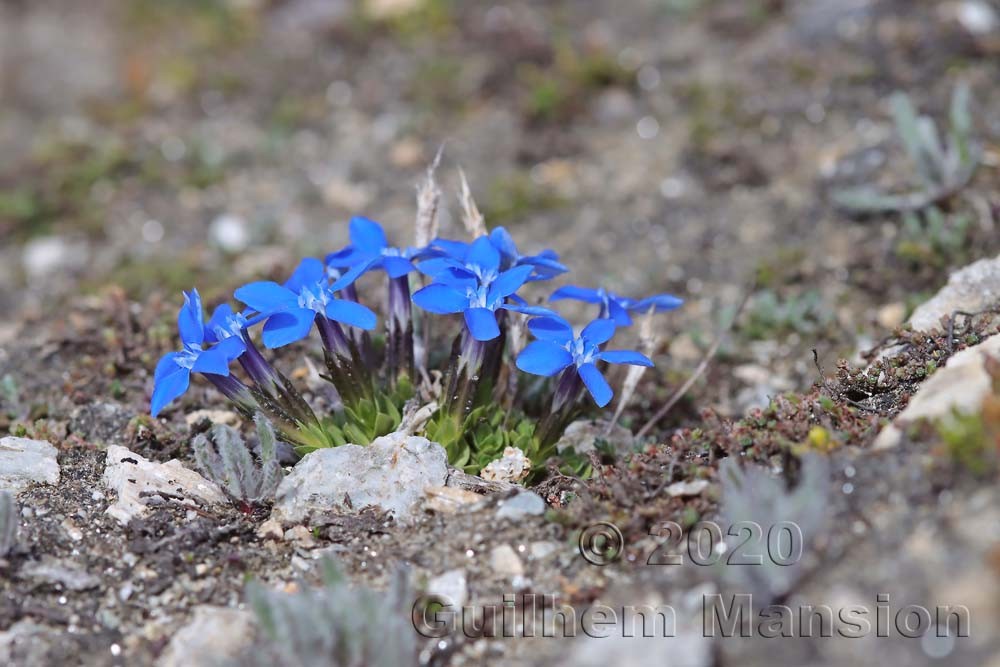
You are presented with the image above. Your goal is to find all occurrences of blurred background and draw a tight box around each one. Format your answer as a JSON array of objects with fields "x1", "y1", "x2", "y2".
[{"x1": 2, "y1": 0, "x2": 999, "y2": 416}]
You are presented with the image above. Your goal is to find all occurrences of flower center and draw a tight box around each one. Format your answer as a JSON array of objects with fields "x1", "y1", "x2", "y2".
[
  {"x1": 297, "y1": 283, "x2": 329, "y2": 311},
  {"x1": 176, "y1": 344, "x2": 202, "y2": 369}
]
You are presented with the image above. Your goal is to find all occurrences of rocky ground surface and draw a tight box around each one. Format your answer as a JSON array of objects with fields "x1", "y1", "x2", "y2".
[{"x1": 2, "y1": 0, "x2": 1000, "y2": 665}]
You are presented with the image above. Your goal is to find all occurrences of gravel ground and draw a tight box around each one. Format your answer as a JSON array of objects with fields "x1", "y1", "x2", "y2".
[{"x1": 1, "y1": 1, "x2": 999, "y2": 665}]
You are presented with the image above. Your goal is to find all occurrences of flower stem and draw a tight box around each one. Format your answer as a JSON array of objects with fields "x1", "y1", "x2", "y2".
[
  {"x1": 315, "y1": 314, "x2": 374, "y2": 406},
  {"x1": 238, "y1": 333, "x2": 318, "y2": 426},
  {"x1": 386, "y1": 275, "x2": 415, "y2": 387},
  {"x1": 534, "y1": 368, "x2": 585, "y2": 454}
]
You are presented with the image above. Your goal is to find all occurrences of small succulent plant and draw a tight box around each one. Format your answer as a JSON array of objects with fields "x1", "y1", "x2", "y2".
[
  {"x1": 0, "y1": 491, "x2": 18, "y2": 558},
  {"x1": 243, "y1": 558, "x2": 415, "y2": 667},
  {"x1": 192, "y1": 414, "x2": 284, "y2": 512},
  {"x1": 150, "y1": 168, "x2": 683, "y2": 475},
  {"x1": 833, "y1": 82, "x2": 978, "y2": 215}
]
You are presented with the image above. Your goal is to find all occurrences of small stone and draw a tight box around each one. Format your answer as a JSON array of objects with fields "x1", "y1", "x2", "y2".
[
  {"x1": 489, "y1": 544, "x2": 524, "y2": 577},
  {"x1": 209, "y1": 214, "x2": 250, "y2": 253},
  {"x1": 874, "y1": 334, "x2": 1000, "y2": 449},
  {"x1": 389, "y1": 137, "x2": 424, "y2": 168},
  {"x1": 271, "y1": 433, "x2": 448, "y2": 525},
  {"x1": 322, "y1": 178, "x2": 373, "y2": 211},
  {"x1": 283, "y1": 525, "x2": 317, "y2": 548},
  {"x1": 556, "y1": 419, "x2": 634, "y2": 456},
  {"x1": 876, "y1": 302, "x2": 906, "y2": 329},
  {"x1": 60, "y1": 518, "x2": 83, "y2": 542},
  {"x1": 496, "y1": 491, "x2": 546, "y2": 520},
  {"x1": 184, "y1": 410, "x2": 242, "y2": 429},
  {"x1": 23, "y1": 556, "x2": 99, "y2": 591},
  {"x1": 666, "y1": 480, "x2": 710, "y2": 497},
  {"x1": 0, "y1": 437, "x2": 60, "y2": 494},
  {"x1": 102, "y1": 446, "x2": 227, "y2": 525},
  {"x1": 256, "y1": 518, "x2": 284, "y2": 540},
  {"x1": 529, "y1": 541, "x2": 558, "y2": 560},
  {"x1": 363, "y1": 0, "x2": 424, "y2": 20},
  {"x1": 424, "y1": 485, "x2": 484, "y2": 514},
  {"x1": 194, "y1": 563, "x2": 209, "y2": 577},
  {"x1": 157, "y1": 606, "x2": 255, "y2": 667},
  {"x1": 23, "y1": 236, "x2": 81, "y2": 281},
  {"x1": 956, "y1": 0, "x2": 999, "y2": 35},
  {"x1": 480, "y1": 447, "x2": 531, "y2": 484},
  {"x1": 426, "y1": 569, "x2": 468, "y2": 606}
]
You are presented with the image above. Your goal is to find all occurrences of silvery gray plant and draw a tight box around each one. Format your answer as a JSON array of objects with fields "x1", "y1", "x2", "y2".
[
  {"x1": 243, "y1": 558, "x2": 416, "y2": 667},
  {"x1": 717, "y1": 453, "x2": 830, "y2": 604},
  {"x1": 0, "y1": 491, "x2": 17, "y2": 558},
  {"x1": 192, "y1": 414, "x2": 284, "y2": 512},
  {"x1": 833, "y1": 82, "x2": 978, "y2": 214}
]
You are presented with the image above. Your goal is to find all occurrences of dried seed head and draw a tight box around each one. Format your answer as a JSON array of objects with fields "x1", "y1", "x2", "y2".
[
  {"x1": 414, "y1": 146, "x2": 444, "y2": 248},
  {"x1": 608, "y1": 307, "x2": 659, "y2": 434},
  {"x1": 458, "y1": 168, "x2": 487, "y2": 238}
]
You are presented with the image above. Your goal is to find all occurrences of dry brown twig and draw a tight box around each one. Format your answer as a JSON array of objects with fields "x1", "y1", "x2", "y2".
[{"x1": 634, "y1": 288, "x2": 753, "y2": 441}]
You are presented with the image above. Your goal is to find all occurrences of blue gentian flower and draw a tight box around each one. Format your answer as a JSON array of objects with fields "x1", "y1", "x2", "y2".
[
  {"x1": 151, "y1": 289, "x2": 246, "y2": 416},
  {"x1": 515, "y1": 316, "x2": 653, "y2": 407},
  {"x1": 423, "y1": 227, "x2": 567, "y2": 282},
  {"x1": 234, "y1": 257, "x2": 376, "y2": 349},
  {"x1": 549, "y1": 286, "x2": 683, "y2": 326},
  {"x1": 412, "y1": 237, "x2": 551, "y2": 341},
  {"x1": 325, "y1": 216, "x2": 424, "y2": 278}
]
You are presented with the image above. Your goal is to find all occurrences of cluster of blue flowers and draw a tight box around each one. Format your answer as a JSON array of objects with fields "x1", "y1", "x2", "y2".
[{"x1": 151, "y1": 216, "x2": 682, "y2": 456}]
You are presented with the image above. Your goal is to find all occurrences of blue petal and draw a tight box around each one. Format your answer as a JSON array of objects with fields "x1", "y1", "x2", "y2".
[
  {"x1": 501, "y1": 300, "x2": 558, "y2": 317},
  {"x1": 632, "y1": 294, "x2": 684, "y2": 312},
  {"x1": 284, "y1": 258, "x2": 326, "y2": 293},
  {"x1": 325, "y1": 299, "x2": 377, "y2": 330},
  {"x1": 578, "y1": 363, "x2": 613, "y2": 408},
  {"x1": 178, "y1": 289, "x2": 205, "y2": 346},
  {"x1": 192, "y1": 345, "x2": 235, "y2": 375},
  {"x1": 213, "y1": 335, "x2": 247, "y2": 362},
  {"x1": 527, "y1": 316, "x2": 574, "y2": 343},
  {"x1": 235, "y1": 282, "x2": 296, "y2": 315},
  {"x1": 549, "y1": 286, "x2": 603, "y2": 304},
  {"x1": 465, "y1": 236, "x2": 501, "y2": 275},
  {"x1": 205, "y1": 303, "x2": 235, "y2": 344},
  {"x1": 150, "y1": 366, "x2": 191, "y2": 417},
  {"x1": 350, "y1": 216, "x2": 388, "y2": 253},
  {"x1": 412, "y1": 284, "x2": 469, "y2": 314},
  {"x1": 381, "y1": 255, "x2": 416, "y2": 279},
  {"x1": 598, "y1": 349, "x2": 653, "y2": 366},
  {"x1": 330, "y1": 259, "x2": 376, "y2": 292},
  {"x1": 521, "y1": 254, "x2": 568, "y2": 280},
  {"x1": 430, "y1": 238, "x2": 469, "y2": 259},
  {"x1": 416, "y1": 257, "x2": 462, "y2": 279},
  {"x1": 488, "y1": 227, "x2": 518, "y2": 260},
  {"x1": 464, "y1": 307, "x2": 500, "y2": 341},
  {"x1": 325, "y1": 246, "x2": 371, "y2": 268},
  {"x1": 607, "y1": 299, "x2": 633, "y2": 326},
  {"x1": 154, "y1": 352, "x2": 184, "y2": 385},
  {"x1": 581, "y1": 318, "x2": 617, "y2": 346},
  {"x1": 515, "y1": 341, "x2": 573, "y2": 377},
  {"x1": 486, "y1": 265, "x2": 533, "y2": 304},
  {"x1": 261, "y1": 308, "x2": 315, "y2": 348}
]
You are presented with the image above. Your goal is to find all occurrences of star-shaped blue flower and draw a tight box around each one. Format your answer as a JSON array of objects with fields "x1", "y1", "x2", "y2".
[
  {"x1": 549, "y1": 286, "x2": 683, "y2": 326},
  {"x1": 234, "y1": 258, "x2": 376, "y2": 349},
  {"x1": 412, "y1": 236, "x2": 552, "y2": 340},
  {"x1": 325, "y1": 216, "x2": 425, "y2": 279},
  {"x1": 423, "y1": 227, "x2": 567, "y2": 282},
  {"x1": 515, "y1": 316, "x2": 653, "y2": 407},
  {"x1": 151, "y1": 289, "x2": 246, "y2": 416}
]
